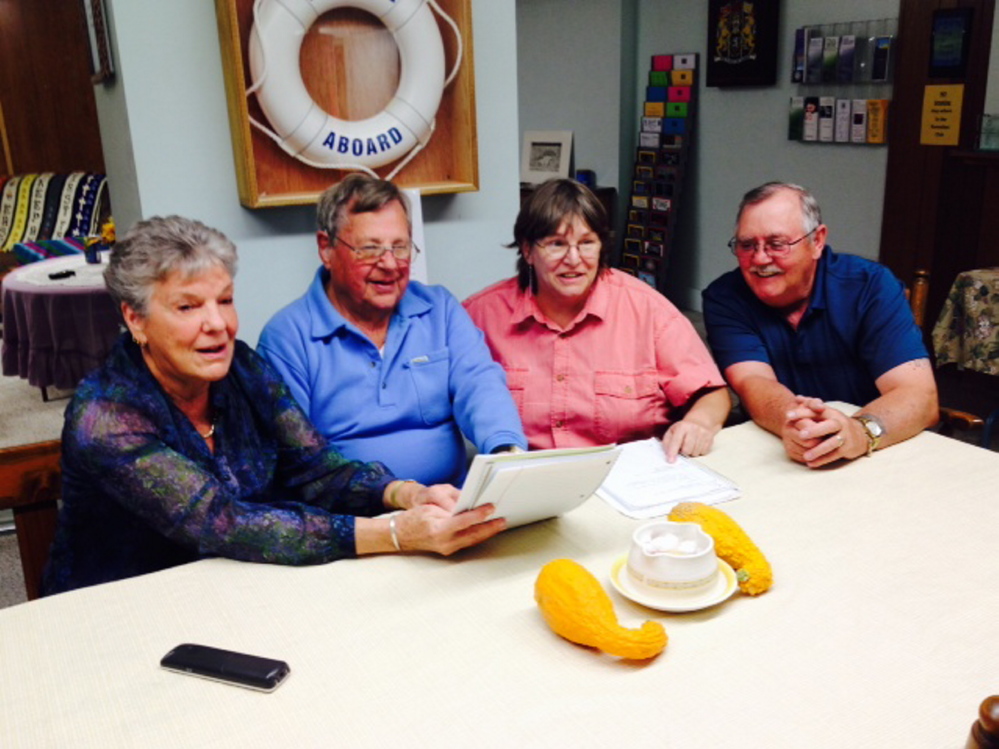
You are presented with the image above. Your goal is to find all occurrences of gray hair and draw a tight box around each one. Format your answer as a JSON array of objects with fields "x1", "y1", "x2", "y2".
[
  {"x1": 736, "y1": 182, "x2": 823, "y2": 235},
  {"x1": 104, "y1": 215, "x2": 238, "y2": 316},
  {"x1": 316, "y1": 173, "x2": 411, "y2": 238}
]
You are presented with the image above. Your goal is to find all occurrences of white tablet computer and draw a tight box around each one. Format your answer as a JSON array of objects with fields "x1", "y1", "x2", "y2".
[{"x1": 453, "y1": 445, "x2": 622, "y2": 529}]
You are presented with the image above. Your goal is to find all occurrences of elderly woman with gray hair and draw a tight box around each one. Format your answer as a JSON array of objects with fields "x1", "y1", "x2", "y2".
[{"x1": 42, "y1": 215, "x2": 503, "y2": 595}]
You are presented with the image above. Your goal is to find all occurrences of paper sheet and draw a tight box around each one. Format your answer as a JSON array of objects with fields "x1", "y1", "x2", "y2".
[{"x1": 596, "y1": 438, "x2": 740, "y2": 518}]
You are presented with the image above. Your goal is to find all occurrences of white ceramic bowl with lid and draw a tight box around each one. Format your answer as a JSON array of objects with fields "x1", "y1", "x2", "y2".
[{"x1": 626, "y1": 520, "x2": 718, "y2": 594}]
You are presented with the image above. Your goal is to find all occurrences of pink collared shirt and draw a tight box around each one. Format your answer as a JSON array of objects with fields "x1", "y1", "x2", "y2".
[{"x1": 464, "y1": 269, "x2": 725, "y2": 450}]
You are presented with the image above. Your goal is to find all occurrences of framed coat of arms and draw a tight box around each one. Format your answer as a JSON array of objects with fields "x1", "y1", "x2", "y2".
[{"x1": 706, "y1": 0, "x2": 780, "y2": 87}]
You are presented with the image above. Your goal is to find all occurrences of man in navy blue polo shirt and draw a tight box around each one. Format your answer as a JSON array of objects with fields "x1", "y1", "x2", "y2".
[{"x1": 702, "y1": 182, "x2": 938, "y2": 468}]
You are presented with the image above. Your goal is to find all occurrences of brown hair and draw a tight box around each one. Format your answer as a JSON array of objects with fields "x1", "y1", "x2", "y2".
[{"x1": 510, "y1": 179, "x2": 611, "y2": 292}]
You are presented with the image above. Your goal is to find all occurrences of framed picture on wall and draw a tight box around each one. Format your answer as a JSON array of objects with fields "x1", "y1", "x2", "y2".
[
  {"x1": 520, "y1": 131, "x2": 574, "y2": 185},
  {"x1": 929, "y1": 8, "x2": 974, "y2": 78},
  {"x1": 706, "y1": 0, "x2": 780, "y2": 87}
]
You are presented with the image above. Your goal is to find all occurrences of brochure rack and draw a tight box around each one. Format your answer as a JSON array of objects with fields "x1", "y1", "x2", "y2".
[{"x1": 616, "y1": 53, "x2": 697, "y2": 294}]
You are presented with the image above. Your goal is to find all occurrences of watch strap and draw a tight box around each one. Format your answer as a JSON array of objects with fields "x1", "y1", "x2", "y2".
[{"x1": 852, "y1": 414, "x2": 884, "y2": 456}]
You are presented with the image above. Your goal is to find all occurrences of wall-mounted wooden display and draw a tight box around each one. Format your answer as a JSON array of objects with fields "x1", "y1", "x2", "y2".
[{"x1": 215, "y1": 0, "x2": 477, "y2": 208}]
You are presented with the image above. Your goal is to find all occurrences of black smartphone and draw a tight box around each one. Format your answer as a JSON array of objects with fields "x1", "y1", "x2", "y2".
[
  {"x1": 160, "y1": 643, "x2": 291, "y2": 692},
  {"x1": 48, "y1": 270, "x2": 76, "y2": 280}
]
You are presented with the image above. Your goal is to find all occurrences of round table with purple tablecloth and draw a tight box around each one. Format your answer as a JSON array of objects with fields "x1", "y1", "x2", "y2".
[{"x1": 2, "y1": 253, "x2": 121, "y2": 395}]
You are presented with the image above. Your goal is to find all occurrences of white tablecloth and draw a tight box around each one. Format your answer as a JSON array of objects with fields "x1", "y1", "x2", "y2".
[{"x1": 2, "y1": 421, "x2": 998, "y2": 748}]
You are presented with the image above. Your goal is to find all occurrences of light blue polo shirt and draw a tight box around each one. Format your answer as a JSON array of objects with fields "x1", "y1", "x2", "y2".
[{"x1": 258, "y1": 269, "x2": 526, "y2": 486}]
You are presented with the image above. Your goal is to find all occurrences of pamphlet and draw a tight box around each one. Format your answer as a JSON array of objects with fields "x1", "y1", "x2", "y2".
[
  {"x1": 837, "y1": 35, "x2": 856, "y2": 82},
  {"x1": 867, "y1": 99, "x2": 889, "y2": 144},
  {"x1": 835, "y1": 99, "x2": 852, "y2": 143},
  {"x1": 822, "y1": 36, "x2": 839, "y2": 83},
  {"x1": 803, "y1": 97, "x2": 819, "y2": 142},
  {"x1": 596, "y1": 438, "x2": 740, "y2": 519},
  {"x1": 791, "y1": 27, "x2": 806, "y2": 83},
  {"x1": 788, "y1": 96, "x2": 804, "y2": 141},
  {"x1": 818, "y1": 96, "x2": 835, "y2": 142},
  {"x1": 851, "y1": 99, "x2": 868, "y2": 143},
  {"x1": 806, "y1": 35, "x2": 824, "y2": 84}
]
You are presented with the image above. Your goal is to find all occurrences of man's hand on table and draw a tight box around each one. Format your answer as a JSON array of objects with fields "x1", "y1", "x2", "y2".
[{"x1": 782, "y1": 396, "x2": 867, "y2": 468}]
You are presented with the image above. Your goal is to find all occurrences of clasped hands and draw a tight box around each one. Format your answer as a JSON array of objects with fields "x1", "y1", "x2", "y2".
[
  {"x1": 389, "y1": 483, "x2": 506, "y2": 555},
  {"x1": 782, "y1": 396, "x2": 867, "y2": 468}
]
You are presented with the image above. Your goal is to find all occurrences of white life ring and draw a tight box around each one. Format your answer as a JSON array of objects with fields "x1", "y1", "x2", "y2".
[{"x1": 249, "y1": 0, "x2": 445, "y2": 169}]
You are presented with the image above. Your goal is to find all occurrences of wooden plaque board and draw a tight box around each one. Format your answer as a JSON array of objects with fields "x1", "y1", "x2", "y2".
[{"x1": 214, "y1": 0, "x2": 478, "y2": 208}]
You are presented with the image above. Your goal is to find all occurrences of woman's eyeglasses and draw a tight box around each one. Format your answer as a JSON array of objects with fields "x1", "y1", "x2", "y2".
[{"x1": 533, "y1": 238, "x2": 602, "y2": 260}]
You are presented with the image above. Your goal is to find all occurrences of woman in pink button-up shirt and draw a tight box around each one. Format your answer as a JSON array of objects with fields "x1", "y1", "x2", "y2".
[{"x1": 464, "y1": 179, "x2": 730, "y2": 461}]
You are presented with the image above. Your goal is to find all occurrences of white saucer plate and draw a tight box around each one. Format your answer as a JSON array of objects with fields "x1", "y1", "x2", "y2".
[{"x1": 609, "y1": 555, "x2": 738, "y2": 613}]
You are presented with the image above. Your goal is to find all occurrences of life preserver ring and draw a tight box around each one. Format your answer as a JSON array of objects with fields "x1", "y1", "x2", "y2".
[{"x1": 248, "y1": 0, "x2": 445, "y2": 170}]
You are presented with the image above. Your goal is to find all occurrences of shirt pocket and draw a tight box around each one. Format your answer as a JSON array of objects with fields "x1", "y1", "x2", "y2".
[
  {"x1": 405, "y1": 348, "x2": 452, "y2": 425},
  {"x1": 503, "y1": 367, "x2": 529, "y2": 413},
  {"x1": 592, "y1": 370, "x2": 661, "y2": 444}
]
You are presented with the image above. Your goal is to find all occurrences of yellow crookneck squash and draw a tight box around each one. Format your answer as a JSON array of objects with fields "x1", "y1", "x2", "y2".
[
  {"x1": 667, "y1": 502, "x2": 773, "y2": 596},
  {"x1": 534, "y1": 558, "x2": 667, "y2": 660}
]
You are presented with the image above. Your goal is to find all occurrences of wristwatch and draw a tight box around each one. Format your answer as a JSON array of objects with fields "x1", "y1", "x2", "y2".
[
  {"x1": 490, "y1": 444, "x2": 524, "y2": 454},
  {"x1": 852, "y1": 414, "x2": 885, "y2": 456}
]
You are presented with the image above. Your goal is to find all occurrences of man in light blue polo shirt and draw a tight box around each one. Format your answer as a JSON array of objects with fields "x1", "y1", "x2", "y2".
[
  {"x1": 702, "y1": 182, "x2": 938, "y2": 468},
  {"x1": 259, "y1": 175, "x2": 526, "y2": 486}
]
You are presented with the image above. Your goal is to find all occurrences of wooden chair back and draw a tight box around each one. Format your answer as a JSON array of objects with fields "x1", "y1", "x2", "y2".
[
  {"x1": 909, "y1": 268, "x2": 929, "y2": 328},
  {"x1": 0, "y1": 440, "x2": 61, "y2": 601}
]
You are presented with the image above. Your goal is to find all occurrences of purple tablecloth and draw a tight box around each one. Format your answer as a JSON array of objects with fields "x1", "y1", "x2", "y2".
[{"x1": 2, "y1": 254, "x2": 121, "y2": 390}]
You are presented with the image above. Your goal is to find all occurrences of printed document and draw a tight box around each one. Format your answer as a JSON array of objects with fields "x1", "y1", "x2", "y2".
[{"x1": 597, "y1": 438, "x2": 740, "y2": 518}]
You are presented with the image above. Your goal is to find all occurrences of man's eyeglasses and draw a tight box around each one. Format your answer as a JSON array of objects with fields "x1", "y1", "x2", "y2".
[
  {"x1": 336, "y1": 236, "x2": 420, "y2": 263},
  {"x1": 533, "y1": 237, "x2": 602, "y2": 260},
  {"x1": 728, "y1": 227, "x2": 817, "y2": 258}
]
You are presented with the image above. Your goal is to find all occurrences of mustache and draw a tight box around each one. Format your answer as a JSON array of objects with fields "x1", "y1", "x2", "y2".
[{"x1": 750, "y1": 265, "x2": 782, "y2": 277}]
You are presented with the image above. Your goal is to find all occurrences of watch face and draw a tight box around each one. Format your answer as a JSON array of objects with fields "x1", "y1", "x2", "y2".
[
  {"x1": 865, "y1": 418, "x2": 884, "y2": 438},
  {"x1": 857, "y1": 415, "x2": 884, "y2": 442}
]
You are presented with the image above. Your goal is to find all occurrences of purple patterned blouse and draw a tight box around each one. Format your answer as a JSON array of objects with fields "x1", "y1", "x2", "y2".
[{"x1": 42, "y1": 336, "x2": 395, "y2": 595}]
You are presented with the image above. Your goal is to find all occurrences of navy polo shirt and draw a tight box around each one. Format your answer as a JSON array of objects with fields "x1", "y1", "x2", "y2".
[{"x1": 702, "y1": 247, "x2": 928, "y2": 406}]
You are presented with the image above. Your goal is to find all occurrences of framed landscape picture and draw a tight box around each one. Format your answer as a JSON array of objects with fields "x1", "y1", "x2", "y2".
[
  {"x1": 520, "y1": 131, "x2": 573, "y2": 185},
  {"x1": 706, "y1": 0, "x2": 780, "y2": 87}
]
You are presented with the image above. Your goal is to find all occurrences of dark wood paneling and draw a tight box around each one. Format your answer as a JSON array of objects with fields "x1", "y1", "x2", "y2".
[
  {"x1": 929, "y1": 152, "x2": 999, "y2": 327},
  {"x1": 879, "y1": 0, "x2": 995, "y2": 325},
  {"x1": 0, "y1": 1, "x2": 105, "y2": 174}
]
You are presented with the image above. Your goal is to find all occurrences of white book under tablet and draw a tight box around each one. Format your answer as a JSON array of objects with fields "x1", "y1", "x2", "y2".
[{"x1": 453, "y1": 445, "x2": 623, "y2": 528}]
